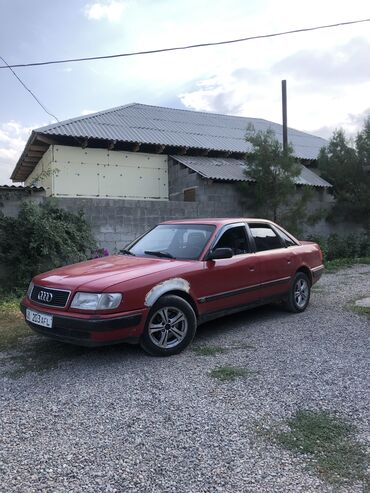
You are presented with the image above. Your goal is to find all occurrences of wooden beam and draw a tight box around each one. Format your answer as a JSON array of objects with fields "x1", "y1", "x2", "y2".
[
  {"x1": 29, "y1": 144, "x2": 48, "y2": 152},
  {"x1": 177, "y1": 147, "x2": 188, "y2": 156},
  {"x1": 23, "y1": 158, "x2": 39, "y2": 163},
  {"x1": 108, "y1": 140, "x2": 117, "y2": 150},
  {"x1": 28, "y1": 150, "x2": 44, "y2": 157},
  {"x1": 132, "y1": 143, "x2": 141, "y2": 152},
  {"x1": 81, "y1": 139, "x2": 88, "y2": 149},
  {"x1": 36, "y1": 134, "x2": 58, "y2": 145},
  {"x1": 155, "y1": 144, "x2": 165, "y2": 154},
  {"x1": 200, "y1": 149, "x2": 209, "y2": 156}
]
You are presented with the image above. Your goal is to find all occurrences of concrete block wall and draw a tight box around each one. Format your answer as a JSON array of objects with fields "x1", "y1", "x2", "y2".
[{"x1": 55, "y1": 197, "x2": 247, "y2": 253}]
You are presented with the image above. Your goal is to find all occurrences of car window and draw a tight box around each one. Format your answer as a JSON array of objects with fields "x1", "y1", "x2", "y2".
[
  {"x1": 249, "y1": 224, "x2": 283, "y2": 251},
  {"x1": 276, "y1": 228, "x2": 297, "y2": 247},
  {"x1": 129, "y1": 224, "x2": 215, "y2": 260},
  {"x1": 213, "y1": 226, "x2": 250, "y2": 255}
]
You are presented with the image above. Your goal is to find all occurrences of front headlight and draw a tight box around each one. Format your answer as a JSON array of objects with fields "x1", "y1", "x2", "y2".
[
  {"x1": 27, "y1": 281, "x2": 34, "y2": 299},
  {"x1": 71, "y1": 292, "x2": 122, "y2": 310}
]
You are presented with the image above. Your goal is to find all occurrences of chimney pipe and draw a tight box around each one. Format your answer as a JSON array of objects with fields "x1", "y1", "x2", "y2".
[{"x1": 282, "y1": 80, "x2": 288, "y2": 153}]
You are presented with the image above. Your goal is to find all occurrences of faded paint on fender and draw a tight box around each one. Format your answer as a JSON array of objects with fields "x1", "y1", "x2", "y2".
[{"x1": 145, "y1": 278, "x2": 190, "y2": 307}]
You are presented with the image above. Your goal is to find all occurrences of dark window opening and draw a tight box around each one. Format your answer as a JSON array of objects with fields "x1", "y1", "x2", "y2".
[
  {"x1": 214, "y1": 226, "x2": 250, "y2": 255},
  {"x1": 184, "y1": 188, "x2": 196, "y2": 202},
  {"x1": 249, "y1": 224, "x2": 283, "y2": 251}
]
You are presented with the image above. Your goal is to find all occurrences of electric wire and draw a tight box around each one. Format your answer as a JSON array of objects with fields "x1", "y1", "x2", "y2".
[
  {"x1": 0, "y1": 55, "x2": 59, "y2": 122},
  {"x1": 0, "y1": 17, "x2": 369, "y2": 70}
]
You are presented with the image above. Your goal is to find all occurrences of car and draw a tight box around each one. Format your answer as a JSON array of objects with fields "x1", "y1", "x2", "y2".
[{"x1": 21, "y1": 218, "x2": 324, "y2": 356}]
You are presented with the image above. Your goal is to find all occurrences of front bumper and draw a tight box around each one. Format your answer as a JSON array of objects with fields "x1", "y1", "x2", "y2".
[{"x1": 20, "y1": 302, "x2": 145, "y2": 347}]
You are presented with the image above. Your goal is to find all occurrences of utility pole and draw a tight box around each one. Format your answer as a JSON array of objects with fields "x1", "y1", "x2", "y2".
[{"x1": 282, "y1": 80, "x2": 288, "y2": 153}]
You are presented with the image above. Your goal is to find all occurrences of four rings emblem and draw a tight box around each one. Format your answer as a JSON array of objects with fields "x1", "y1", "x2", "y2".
[{"x1": 38, "y1": 291, "x2": 53, "y2": 303}]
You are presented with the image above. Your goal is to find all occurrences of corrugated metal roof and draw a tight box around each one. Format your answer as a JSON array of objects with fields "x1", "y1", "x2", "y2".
[
  {"x1": 35, "y1": 103, "x2": 327, "y2": 160},
  {"x1": 0, "y1": 185, "x2": 44, "y2": 191},
  {"x1": 172, "y1": 156, "x2": 332, "y2": 188}
]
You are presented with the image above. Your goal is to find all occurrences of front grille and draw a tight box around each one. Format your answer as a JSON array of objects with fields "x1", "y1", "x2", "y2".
[{"x1": 30, "y1": 285, "x2": 71, "y2": 308}]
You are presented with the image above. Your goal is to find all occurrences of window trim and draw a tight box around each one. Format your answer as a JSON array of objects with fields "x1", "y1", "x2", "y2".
[
  {"x1": 246, "y1": 222, "x2": 286, "y2": 252},
  {"x1": 203, "y1": 223, "x2": 252, "y2": 260}
]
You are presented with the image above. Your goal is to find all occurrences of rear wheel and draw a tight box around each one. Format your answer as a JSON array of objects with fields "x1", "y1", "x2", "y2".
[
  {"x1": 284, "y1": 272, "x2": 311, "y2": 313},
  {"x1": 140, "y1": 295, "x2": 197, "y2": 356}
]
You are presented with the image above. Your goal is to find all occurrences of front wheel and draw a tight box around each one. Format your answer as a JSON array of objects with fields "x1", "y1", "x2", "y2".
[
  {"x1": 284, "y1": 272, "x2": 311, "y2": 313},
  {"x1": 140, "y1": 295, "x2": 197, "y2": 356}
]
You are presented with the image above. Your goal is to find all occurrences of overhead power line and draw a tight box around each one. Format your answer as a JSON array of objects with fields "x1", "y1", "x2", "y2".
[
  {"x1": 0, "y1": 18, "x2": 369, "y2": 70},
  {"x1": 0, "y1": 55, "x2": 59, "y2": 122}
]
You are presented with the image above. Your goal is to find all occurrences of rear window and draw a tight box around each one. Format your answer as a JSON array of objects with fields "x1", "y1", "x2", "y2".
[{"x1": 249, "y1": 224, "x2": 283, "y2": 252}]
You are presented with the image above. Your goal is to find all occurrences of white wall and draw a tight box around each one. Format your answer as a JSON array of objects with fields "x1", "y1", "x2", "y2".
[
  {"x1": 26, "y1": 145, "x2": 169, "y2": 200},
  {"x1": 24, "y1": 147, "x2": 54, "y2": 195}
]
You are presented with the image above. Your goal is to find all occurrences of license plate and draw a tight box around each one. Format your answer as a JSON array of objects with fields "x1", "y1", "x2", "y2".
[{"x1": 26, "y1": 309, "x2": 53, "y2": 328}]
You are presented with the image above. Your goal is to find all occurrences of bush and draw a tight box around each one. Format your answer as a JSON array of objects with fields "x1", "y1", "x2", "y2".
[
  {"x1": 0, "y1": 200, "x2": 96, "y2": 290},
  {"x1": 309, "y1": 232, "x2": 370, "y2": 262}
]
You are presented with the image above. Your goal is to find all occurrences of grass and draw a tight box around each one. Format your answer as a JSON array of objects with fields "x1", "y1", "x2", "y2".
[
  {"x1": 0, "y1": 292, "x2": 30, "y2": 350},
  {"x1": 209, "y1": 365, "x2": 258, "y2": 382},
  {"x1": 351, "y1": 304, "x2": 370, "y2": 321},
  {"x1": 0, "y1": 291, "x2": 88, "y2": 378},
  {"x1": 275, "y1": 410, "x2": 369, "y2": 487},
  {"x1": 193, "y1": 345, "x2": 226, "y2": 356},
  {"x1": 325, "y1": 257, "x2": 370, "y2": 272}
]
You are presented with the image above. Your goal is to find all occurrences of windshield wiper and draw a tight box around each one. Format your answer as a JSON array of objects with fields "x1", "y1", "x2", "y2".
[
  {"x1": 120, "y1": 249, "x2": 135, "y2": 256},
  {"x1": 144, "y1": 250, "x2": 174, "y2": 259}
]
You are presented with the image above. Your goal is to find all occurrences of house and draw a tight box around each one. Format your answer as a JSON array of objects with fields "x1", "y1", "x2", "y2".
[
  {"x1": 9, "y1": 104, "x2": 332, "y2": 250},
  {"x1": 11, "y1": 103, "x2": 330, "y2": 198}
]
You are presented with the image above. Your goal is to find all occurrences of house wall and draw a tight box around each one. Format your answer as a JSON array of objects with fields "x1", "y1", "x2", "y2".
[
  {"x1": 168, "y1": 158, "x2": 246, "y2": 215},
  {"x1": 25, "y1": 146, "x2": 169, "y2": 200},
  {"x1": 24, "y1": 147, "x2": 54, "y2": 195}
]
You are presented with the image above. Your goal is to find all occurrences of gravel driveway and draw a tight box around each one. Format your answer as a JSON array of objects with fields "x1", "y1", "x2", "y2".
[{"x1": 1, "y1": 266, "x2": 369, "y2": 493}]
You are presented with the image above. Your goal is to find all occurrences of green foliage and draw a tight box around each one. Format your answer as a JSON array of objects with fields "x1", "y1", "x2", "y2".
[
  {"x1": 318, "y1": 118, "x2": 370, "y2": 228},
  {"x1": 209, "y1": 365, "x2": 257, "y2": 381},
  {"x1": 241, "y1": 125, "x2": 301, "y2": 222},
  {"x1": 275, "y1": 410, "x2": 369, "y2": 486},
  {"x1": 0, "y1": 200, "x2": 96, "y2": 290},
  {"x1": 240, "y1": 125, "x2": 322, "y2": 235},
  {"x1": 310, "y1": 232, "x2": 370, "y2": 262}
]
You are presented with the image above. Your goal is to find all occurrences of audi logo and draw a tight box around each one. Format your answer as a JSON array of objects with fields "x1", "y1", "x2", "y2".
[{"x1": 37, "y1": 291, "x2": 53, "y2": 303}]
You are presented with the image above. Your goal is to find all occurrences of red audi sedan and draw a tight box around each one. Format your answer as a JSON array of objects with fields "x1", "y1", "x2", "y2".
[{"x1": 21, "y1": 218, "x2": 324, "y2": 356}]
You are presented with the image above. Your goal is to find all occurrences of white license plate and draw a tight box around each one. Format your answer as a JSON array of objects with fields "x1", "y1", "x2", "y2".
[{"x1": 26, "y1": 309, "x2": 53, "y2": 328}]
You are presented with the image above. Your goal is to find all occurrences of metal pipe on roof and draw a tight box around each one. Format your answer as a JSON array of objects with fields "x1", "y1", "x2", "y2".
[{"x1": 282, "y1": 80, "x2": 288, "y2": 153}]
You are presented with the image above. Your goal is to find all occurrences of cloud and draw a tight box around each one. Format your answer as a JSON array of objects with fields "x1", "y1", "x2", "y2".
[
  {"x1": 0, "y1": 121, "x2": 35, "y2": 185},
  {"x1": 272, "y1": 38, "x2": 370, "y2": 87},
  {"x1": 84, "y1": 1, "x2": 127, "y2": 22},
  {"x1": 81, "y1": 109, "x2": 97, "y2": 116}
]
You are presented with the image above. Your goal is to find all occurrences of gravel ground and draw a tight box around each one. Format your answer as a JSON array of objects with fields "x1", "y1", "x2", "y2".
[{"x1": 1, "y1": 266, "x2": 370, "y2": 493}]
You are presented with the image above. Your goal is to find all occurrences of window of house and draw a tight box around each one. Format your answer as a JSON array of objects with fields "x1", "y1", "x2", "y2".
[
  {"x1": 184, "y1": 187, "x2": 196, "y2": 202},
  {"x1": 249, "y1": 224, "x2": 283, "y2": 251},
  {"x1": 213, "y1": 225, "x2": 250, "y2": 255}
]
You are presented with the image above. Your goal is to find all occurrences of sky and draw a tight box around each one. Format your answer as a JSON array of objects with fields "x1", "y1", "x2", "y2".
[{"x1": 1, "y1": 0, "x2": 370, "y2": 184}]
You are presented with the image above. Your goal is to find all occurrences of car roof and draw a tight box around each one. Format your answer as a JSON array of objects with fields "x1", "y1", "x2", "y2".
[{"x1": 160, "y1": 218, "x2": 273, "y2": 226}]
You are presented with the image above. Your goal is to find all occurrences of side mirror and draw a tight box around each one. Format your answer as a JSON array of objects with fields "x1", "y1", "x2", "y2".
[{"x1": 207, "y1": 247, "x2": 233, "y2": 260}]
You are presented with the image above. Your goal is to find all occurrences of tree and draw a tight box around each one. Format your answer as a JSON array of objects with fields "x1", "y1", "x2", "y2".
[
  {"x1": 240, "y1": 125, "x2": 304, "y2": 226},
  {"x1": 318, "y1": 117, "x2": 370, "y2": 228},
  {"x1": 0, "y1": 200, "x2": 96, "y2": 290}
]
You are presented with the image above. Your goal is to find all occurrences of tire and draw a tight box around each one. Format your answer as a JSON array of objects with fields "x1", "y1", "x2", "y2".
[
  {"x1": 284, "y1": 272, "x2": 311, "y2": 313},
  {"x1": 140, "y1": 295, "x2": 197, "y2": 356}
]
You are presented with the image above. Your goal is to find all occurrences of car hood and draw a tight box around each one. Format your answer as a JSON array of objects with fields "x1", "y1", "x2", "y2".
[{"x1": 33, "y1": 255, "x2": 190, "y2": 291}]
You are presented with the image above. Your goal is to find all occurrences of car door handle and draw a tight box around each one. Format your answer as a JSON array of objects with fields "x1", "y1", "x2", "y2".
[
  {"x1": 249, "y1": 266, "x2": 255, "y2": 271},
  {"x1": 287, "y1": 257, "x2": 292, "y2": 264}
]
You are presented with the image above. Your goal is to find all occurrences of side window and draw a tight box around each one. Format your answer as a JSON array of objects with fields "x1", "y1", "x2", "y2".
[
  {"x1": 276, "y1": 228, "x2": 297, "y2": 247},
  {"x1": 249, "y1": 224, "x2": 283, "y2": 252},
  {"x1": 214, "y1": 226, "x2": 249, "y2": 255}
]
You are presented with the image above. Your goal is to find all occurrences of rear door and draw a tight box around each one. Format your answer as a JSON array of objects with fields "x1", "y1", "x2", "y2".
[{"x1": 246, "y1": 222, "x2": 298, "y2": 297}]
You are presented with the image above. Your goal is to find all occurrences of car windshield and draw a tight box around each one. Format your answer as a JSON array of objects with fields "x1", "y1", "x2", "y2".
[{"x1": 128, "y1": 224, "x2": 216, "y2": 260}]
